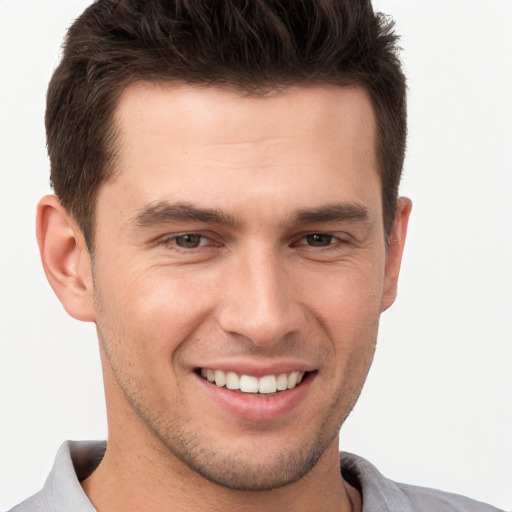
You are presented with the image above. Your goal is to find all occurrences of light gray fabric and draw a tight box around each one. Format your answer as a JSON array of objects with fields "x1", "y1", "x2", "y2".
[
  {"x1": 339, "y1": 452, "x2": 505, "y2": 512},
  {"x1": 10, "y1": 441, "x2": 505, "y2": 511},
  {"x1": 9, "y1": 442, "x2": 99, "y2": 512}
]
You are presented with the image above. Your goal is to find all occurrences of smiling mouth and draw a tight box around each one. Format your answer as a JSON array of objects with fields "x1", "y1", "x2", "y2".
[{"x1": 197, "y1": 368, "x2": 310, "y2": 395}]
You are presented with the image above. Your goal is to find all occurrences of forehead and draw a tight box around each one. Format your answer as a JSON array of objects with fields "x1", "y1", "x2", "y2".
[
  {"x1": 114, "y1": 82, "x2": 376, "y2": 157},
  {"x1": 104, "y1": 82, "x2": 380, "y2": 221}
]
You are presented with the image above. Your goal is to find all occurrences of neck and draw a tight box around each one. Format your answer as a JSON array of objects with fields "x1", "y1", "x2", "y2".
[
  {"x1": 81, "y1": 430, "x2": 360, "y2": 512},
  {"x1": 84, "y1": 369, "x2": 361, "y2": 512}
]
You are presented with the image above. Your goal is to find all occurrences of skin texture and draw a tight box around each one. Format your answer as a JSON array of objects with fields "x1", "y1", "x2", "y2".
[{"x1": 37, "y1": 84, "x2": 411, "y2": 512}]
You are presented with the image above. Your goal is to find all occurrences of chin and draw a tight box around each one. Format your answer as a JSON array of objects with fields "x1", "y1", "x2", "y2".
[
  {"x1": 155, "y1": 423, "x2": 340, "y2": 492},
  {"x1": 181, "y1": 446, "x2": 326, "y2": 491}
]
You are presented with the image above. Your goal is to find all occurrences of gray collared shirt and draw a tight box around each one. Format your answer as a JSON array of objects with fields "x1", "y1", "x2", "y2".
[{"x1": 9, "y1": 441, "x2": 505, "y2": 511}]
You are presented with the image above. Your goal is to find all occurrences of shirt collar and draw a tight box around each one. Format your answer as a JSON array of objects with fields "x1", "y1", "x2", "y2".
[{"x1": 24, "y1": 442, "x2": 413, "y2": 512}]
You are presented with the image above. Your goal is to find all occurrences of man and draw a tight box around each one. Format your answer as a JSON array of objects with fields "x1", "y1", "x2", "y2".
[{"x1": 8, "y1": 1, "x2": 504, "y2": 511}]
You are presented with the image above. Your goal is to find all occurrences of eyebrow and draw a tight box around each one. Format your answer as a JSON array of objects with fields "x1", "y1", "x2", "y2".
[
  {"x1": 130, "y1": 201, "x2": 238, "y2": 227},
  {"x1": 130, "y1": 200, "x2": 370, "y2": 230},
  {"x1": 293, "y1": 203, "x2": 370, "y2": 225}
]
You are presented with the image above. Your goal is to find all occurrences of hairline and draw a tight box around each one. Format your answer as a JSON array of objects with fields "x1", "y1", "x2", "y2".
[{"x1": 79, "y1": 78, "x2": 390, "y2": 253}]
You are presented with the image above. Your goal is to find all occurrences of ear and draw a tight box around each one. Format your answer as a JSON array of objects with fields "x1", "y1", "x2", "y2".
[
  {"x1": 36, "y1": 195, "x2": 95, "y2": 322},
  {"x1": 381, "y1": 197, "x2": 412, "y2": 312}
]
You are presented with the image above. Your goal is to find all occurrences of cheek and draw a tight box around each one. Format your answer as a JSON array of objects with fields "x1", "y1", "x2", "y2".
[
  {"x1": 308, "y1": 261, "x2": 385, "y2": 328},
  {"x1": 94, "y1": 265, "x2": 218, "y2": 364},
  {"x1": 309, "y1": 262, "x2": 383, "y2": 379}
]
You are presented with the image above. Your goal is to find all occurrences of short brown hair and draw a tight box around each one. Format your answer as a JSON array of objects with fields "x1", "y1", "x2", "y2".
[{"x1": 46, "y1": 0, "x2": 406, "y2": 248}]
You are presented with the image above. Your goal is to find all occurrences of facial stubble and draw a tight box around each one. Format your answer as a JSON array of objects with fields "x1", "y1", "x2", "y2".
[{"x1": 95, "y1": 309, "x2": 375, "y2": 492}]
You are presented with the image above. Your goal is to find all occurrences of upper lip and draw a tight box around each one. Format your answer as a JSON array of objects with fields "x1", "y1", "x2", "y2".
[{"x1": 193, "y1": 360, "x2": 316, "y2": 378}]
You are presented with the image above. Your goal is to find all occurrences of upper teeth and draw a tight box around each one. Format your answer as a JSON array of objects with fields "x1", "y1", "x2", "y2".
[{"x1": 200, "y1": 369, "x2": 305, "y2": 394}]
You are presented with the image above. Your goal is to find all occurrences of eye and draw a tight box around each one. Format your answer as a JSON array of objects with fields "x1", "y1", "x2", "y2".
[
  {"x1": 300, "y1": 233, "x2": 336, "y2": 247},
  {"x1": 171, "y1": 234, "x2": 210, "y2": 249}
]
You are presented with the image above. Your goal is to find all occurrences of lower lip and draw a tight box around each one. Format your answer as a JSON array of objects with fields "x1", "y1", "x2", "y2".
[{"x1": 196, "y1": 373, "x2": 315, "y2": 422}]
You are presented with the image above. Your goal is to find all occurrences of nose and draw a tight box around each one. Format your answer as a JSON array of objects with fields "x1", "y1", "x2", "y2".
[{"x1": 217, "y1": 247, "x2": 305, "y2": 347}]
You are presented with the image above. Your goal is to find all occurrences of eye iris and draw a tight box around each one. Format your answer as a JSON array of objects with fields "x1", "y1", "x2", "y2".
[
  {"x1": 306, "y1": 234, "x2": 332, "y2": 246},
  {"x1": 176, "y1": 234, "x2": 202, "y2": 248}
]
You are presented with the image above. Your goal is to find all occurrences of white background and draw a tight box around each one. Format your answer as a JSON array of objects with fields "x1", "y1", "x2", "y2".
[{"x1": 0, "y1": 1, "x2": 510, "y2": 510}]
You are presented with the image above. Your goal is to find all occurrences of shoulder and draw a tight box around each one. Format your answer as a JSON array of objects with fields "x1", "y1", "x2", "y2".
[
  {"x1": 7, "y1": 441, "x2": 104, "y2": 512},
  {"x1": 8, "y1": 491, "x2": 50, "y2": 512},
  {"x1": 339, "y1": 452, "x2": 505, "y2": 512},
  {"x1": 395, "y1": 482, "x2": 504, "y2": 512}
]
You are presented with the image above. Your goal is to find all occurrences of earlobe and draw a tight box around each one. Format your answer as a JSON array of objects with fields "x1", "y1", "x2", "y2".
[
  {"x1": 381, "y1": 197, "x2": 412, "y2": 312},
  {"x1": 36, "y1": 195, "x2": 95, "y2": 322}
]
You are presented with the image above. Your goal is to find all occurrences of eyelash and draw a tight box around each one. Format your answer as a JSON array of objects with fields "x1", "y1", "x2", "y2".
[
  {"x1": 160, "y1": 233, "x2": 216, "y2": 250},
  {"x1": 159, "y1": 232, "x2": 349, "y2": 252},
  {"x1": 294, "y1": 233, "x2": 344, "y2": 248}
]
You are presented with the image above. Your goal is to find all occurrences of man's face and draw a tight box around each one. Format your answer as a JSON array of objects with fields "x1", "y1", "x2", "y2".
[{"x1": 89, "y1": 83, "x2": 406, "y2": 490}]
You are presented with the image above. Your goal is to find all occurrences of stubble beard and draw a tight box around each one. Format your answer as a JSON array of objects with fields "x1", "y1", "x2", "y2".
[
  {"x1": 94, "y1": 295, "x2": 375, "y2": 493},
  {"x1": 139, "y1": 402, "x2": 344, "y2": 492},
  {"x1": 101, "y1": 334, "x2": 363, "y2": 492}
]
